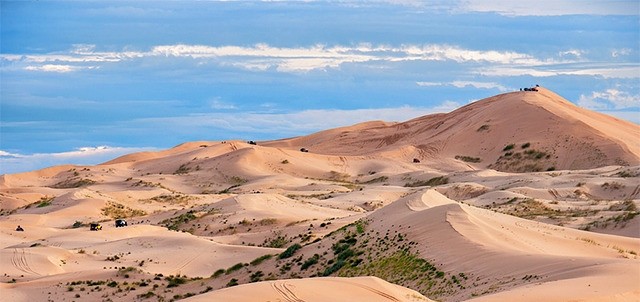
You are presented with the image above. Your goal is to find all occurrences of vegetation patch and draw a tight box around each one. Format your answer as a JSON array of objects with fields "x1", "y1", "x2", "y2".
[
  {"x1": 405, "y1": 176, "x2": 449, "y2": 187},
  {"x1": 36, "y1": 196, "x2": 55, "y2": 208},
  {"x1": 52, "y1": 178, "x2": 96, "y2": 189},
  {"x1": 360, "y1": 176, "x2": 389, "y2": 184},
  {"x1": 455, "y1": 155, "x2": 481, "y2": 163},
  {"x1": 101, "y1": 201, "x2": 146, "y2": 219},
  {"x1": 174, "y1": 164, "x2": 191, "y2": 175},
  {"x1": 250, "y1": 254, "x2": 274, "y2": 266},
  {"x1": 148, "y1": 194, "x2": 193, "y2": 205},
  {"x1": 160, "y1": 210, "x2": 197, "y2": 231},
  {"x1": 278, "y1": 244, "x2": 302, "y2": 259},
  {"x1": 502, "y1": 144, "x2": 515, "y2": 151}
]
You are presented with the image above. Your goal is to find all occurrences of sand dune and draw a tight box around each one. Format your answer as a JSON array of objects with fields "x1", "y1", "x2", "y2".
[
  {"x1": 185, "y1": 276, "x2": 433, "y2": 302},
  {"x1": 1, "y1": 87, "x2": 638, "y2": 301}
]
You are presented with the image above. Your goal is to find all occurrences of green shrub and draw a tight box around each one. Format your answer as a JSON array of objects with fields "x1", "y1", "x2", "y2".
[
  {"x1": 503, "y1": 144, "x2": 515, "y2": 151},
  {"x1": 404, "y1": 176, "x2": 449, "y2": 187},
  {"x1": 165, "y1": 275, "x2": 187, "y2": 288},
  {"x1": 211, "y1": 269, "x2": 225, "y2": 278},
  {"x1": 225, "y1": 263, "x2": 245, "y2": 274},
  {"x1": 36, "y1": 196, "x2": 54, "y2": 207},
  {"x1": 278, "y1": 244, "x2": 302, "y2": 259},
  {"x1": 301, "y1": 254, "x2": 320, "y2": 270},
  {"x1": 521, "y1": 142, "x2": 531, "y2": 149},
  {"x1": 455, "y1": 155, "x2": 481, "y2": 163},
  {"x1": 250, "y1": 254, "x2": 273, "y2": 266}
]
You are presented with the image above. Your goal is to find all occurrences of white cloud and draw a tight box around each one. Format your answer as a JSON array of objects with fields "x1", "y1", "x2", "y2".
[
  {"x1": 559, "y1": 49, "x2": 585, "y2": 58},
  {"x1": 5, "y1": 43, "x2": 634, "y2": 79},
  {"x1": 3, "y1": 43, "x2": 554, "y2": 73},
  {"x1": 459, "y1": 0, "x2": 639, "y2": 16},
  {"x1": 578, "y1": 89, "x2": 640, "y2": 110},
  {"x1": 24, "y1": 64, "x2": 81, "y2": 73},
  {"x1": 477, "y1": 64, "x2": 640, "y2": 79},
  {"x1": 0, "y1": 146, "x2": 157, "y2": 175},
  {"x1": 417, "y1": 81, "x2": 509, "y2": 91},
  {"x1": 612, "y1": 48, "x2": 632, "y2": 58},
  {"x1": 210, "y1": 99, "x2": 237, "y2": 110}
]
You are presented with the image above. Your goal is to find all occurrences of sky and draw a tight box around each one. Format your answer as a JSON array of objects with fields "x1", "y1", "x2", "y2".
[{"x1": 1, "y1": 0, "x2": 639, "y2": 174}]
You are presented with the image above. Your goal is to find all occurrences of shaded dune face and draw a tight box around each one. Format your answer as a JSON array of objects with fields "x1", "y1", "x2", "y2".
[
  {"x1": 264, "y1": 87, "x2": 639, "y2": 172},
  {"x1": 0, "y1": 87, "x2": 638, "y2": 302}
]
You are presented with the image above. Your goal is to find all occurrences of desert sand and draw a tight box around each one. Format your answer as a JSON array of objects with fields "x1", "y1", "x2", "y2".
[{"x1": 0, "y1": 87, "x2": 638, "y2": 301}]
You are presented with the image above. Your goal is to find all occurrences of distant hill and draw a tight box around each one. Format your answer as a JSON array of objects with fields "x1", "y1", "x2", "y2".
[{"x1": 264, "y1": 87, "x2": 640, "y2": 172}]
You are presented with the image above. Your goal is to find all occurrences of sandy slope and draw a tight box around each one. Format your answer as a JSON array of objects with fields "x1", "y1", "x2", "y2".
[
  {"x1": 185, "y1": 276, "x2": 433, "y2": 302},
  {"x1": 264, "y1": 87, "x2": 640, "y2": 171},
  {"x1": 1, "y1": 87, "x2": 639, "y2": 301}
]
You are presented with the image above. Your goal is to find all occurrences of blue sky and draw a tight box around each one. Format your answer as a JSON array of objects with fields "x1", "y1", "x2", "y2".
[{"x1": 1, "y1": 0, "x2": 639, "y2": 174}]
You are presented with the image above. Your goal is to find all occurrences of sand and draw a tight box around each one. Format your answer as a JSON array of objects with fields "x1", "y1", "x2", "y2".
[{"x1": 1, "y1": 87, "x2": 638, "y2": 301}]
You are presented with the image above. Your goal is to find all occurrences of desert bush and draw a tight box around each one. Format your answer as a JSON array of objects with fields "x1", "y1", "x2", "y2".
[
  {"x1": 101, "y1": 202, "x2": 146, "y2": 219},
  {"x1": 615, "y1": 170, "x2": 638, "y2": 178},
  {"x1": 278, "y1": 244, "x2": 302, "y2": 259},
  {"x1": 174, "y1": 164, "x2": 191, "y2": 175},
  {"x1": 301, "y1": 254, "x2": 320, "y2": 270},
  {"x1": 225, "y1": 263, "x2": 246, "y2": 274},
  {"x1": 52, "y1": 178, "x2": 96, "y2": 188},
  {"x1": 250, "y1": 271, "x2": 264, "y2": 283},
  {"x1": 211, "y1": 269, "x2": 225, "y2": 278},
  {"x1": 250, "y1": 254, "x2": 273, "y2": 266},
  {"x1": 404, "y1": 176, "x2": 449, "y2": 187},
  {"x1": 36, "y1": 196, "x2": 55, "y2": 207},
  {"x1": 361, "y1": 176, "x2": 389, "y2": 184},
  {"x1": 160, "y1": 210, "x2": 197, "y2": 231},
  {"x1": 521, "y1": 142, "x2": 531, "y2": 149},
  {"x1": 503, "y1": 144, "x2": 515, "y2": 151},
  {"x1": 455, "y1": 155, "x2": 481, "y2": 163},
  {"x1": 165, "y1": 275, "x2": 187, "y2": 288}
]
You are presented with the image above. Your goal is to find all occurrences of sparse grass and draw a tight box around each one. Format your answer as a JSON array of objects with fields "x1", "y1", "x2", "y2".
[
  {"x1": 36, "y1": 196, "x2": 54, "y2": 208},
  {"x1": 278, "y1": 244, "x2": 302, "y2": 259},
  {"x1": 101, "y1": 201, "x2": 146, "y2": 219},
  {"x1": 174, "y1": 164, "x2": 191, "y2": 175},
  {"x1": 165, "y1": 275, "x2": 187, "y2": 288},
  {"x1": 615, "y1": 170, "x2": 638, "y2": 178},
  {"x1": 455, "y1": 155, "x2": 481, "y2": 163},
  {"x1": 404, "y1": 176, "x2": 449, "y2": 187},
  {"x1": 262, "y1": 232, "x2": 289, "y2": 248},
  {"x1": 52, "y1": 178, "x2": 96, "y2": 188},
  {"x1": 148, "y1": 194, "x2": 193, "y2": 205},
  {"x1": 250, "y1": 254, "x2": 273, "y2": 266},
  {"x1": 225, "y1": 263, "x2": 246, "y2": 274},
  {"x1": 601, "y1": 182, "x2": 625, "y2": 190},
  {"x1": 211, "y1": 269, "x2": 225, "y2": 278},
  {"x1": 360, "y1": 176, "x2": 389, "y2": 184},
  {"x1": 502, "y1": 144, "x2": 515, "y2": 151},
  {"x1": 160, "y1": 210, "x2": 197, "y2": 231},
  {"x1": 328, "y1": 171, "x2": 351, "y2": 182},
  {"x1": 301, "y1": 254, "x2": 320, "y2": 270}
]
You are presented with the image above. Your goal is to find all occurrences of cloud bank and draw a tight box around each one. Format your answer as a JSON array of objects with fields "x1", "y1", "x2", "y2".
[{"x1": 0, "y1": 146, "x2": 157, "y2": 175}]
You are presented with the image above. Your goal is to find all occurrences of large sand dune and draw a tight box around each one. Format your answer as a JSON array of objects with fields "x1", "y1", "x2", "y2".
[{"x1": 1, "y1": 87, "x2": 638, "y2": 301}]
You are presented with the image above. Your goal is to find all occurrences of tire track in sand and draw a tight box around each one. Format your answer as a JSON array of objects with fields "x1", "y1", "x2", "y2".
[
  {"x1": 11, "y1": 248, "x2": 41, "y2": 276},
  {"x1": 343, "y1": 281, "x2": 401, "y2": 302},
  {"x1": 271, "y1": 281, "x2": 304, "y2": 302}
]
